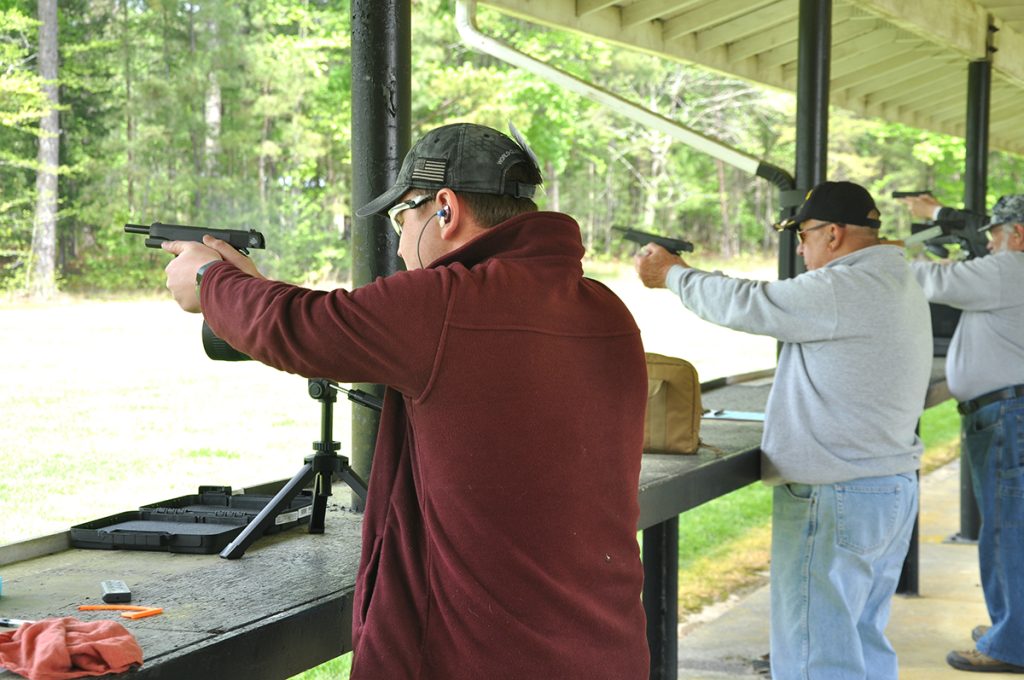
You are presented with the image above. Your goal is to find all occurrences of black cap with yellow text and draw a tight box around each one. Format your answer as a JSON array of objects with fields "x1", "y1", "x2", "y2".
[{"x1": 774, "y1": 181, "x2": 881, "y2": 231}]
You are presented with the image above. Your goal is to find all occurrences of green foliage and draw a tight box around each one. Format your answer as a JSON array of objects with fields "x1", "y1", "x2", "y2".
[
  {"x1": 0, "y1": 2, "x2": 44, "y2": 292},
  {"x1": 15, "y1": 0, "x2": 354, "y2": 291},
  {"x1": 3, "y1": 2, "x2": 1024, "y2": 293}
]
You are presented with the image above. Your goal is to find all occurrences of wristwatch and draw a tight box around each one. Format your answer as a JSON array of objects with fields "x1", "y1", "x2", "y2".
[{"x1": 195, "y1": 260, "x2": 218, "y2": 301}]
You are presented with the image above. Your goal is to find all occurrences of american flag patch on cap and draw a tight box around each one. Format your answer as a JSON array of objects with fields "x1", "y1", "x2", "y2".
[{"x1": 411, "y1": 158, "x2": 447, "y2": 183}]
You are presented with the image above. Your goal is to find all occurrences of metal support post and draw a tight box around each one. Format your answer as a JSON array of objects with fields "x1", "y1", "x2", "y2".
[
  {"x1": 955, "y1": 58, "x2": 991, "y2": 542},
  {"x1": 350, "y1": 0, "x2": 410, "y2": 505},
  {"x1": 897, "y1": 475, "x2": 921, "y2": 595},
  {"x1": 643, "y1": 517, "x2": 679, "y2": 680},
  {"x1": 783, "y1": 0, "x2": 832, "y2": 282}
]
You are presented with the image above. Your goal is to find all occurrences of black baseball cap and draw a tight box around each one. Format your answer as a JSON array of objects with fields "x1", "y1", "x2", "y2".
[
  {"x1": 356, "y1": 122, "x2": 543, "y2": 217},
  {"x1": 774, "y1": 181, "x2": 882, "y2": 231}
]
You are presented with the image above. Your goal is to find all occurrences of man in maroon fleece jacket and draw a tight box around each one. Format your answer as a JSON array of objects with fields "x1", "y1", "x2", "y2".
[{"x1": 162, "y1": 123, "x2": 649, "y2": 679}]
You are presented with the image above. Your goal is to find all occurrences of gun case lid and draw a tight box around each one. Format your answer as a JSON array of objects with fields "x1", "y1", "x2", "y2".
[{"x1": 69, "y1": 486, "x2": 313, "y2": 554}]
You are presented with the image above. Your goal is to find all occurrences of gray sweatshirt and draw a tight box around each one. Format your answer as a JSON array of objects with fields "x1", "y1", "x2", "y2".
[
  {"x1": 912, "y1": 251, "x2": 1024, "y2": 402},
  {"x1": 666, "y1": 245, "x2": 932, "y2": 485}
]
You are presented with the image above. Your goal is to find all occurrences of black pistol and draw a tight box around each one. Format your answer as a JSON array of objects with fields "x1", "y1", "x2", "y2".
[
  {"x1": 125, "y1": 222, "x2": 266, "y2": 254},
  {"x1": 613, "y1": 226, "x2": 694, "y2": 255}
]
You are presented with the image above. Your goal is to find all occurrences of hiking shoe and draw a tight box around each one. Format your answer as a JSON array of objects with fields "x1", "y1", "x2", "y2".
[
  {"x1": 751, "y1": 653, "x2": 770, "y2": 677},
  {"x1": 972, "y1": 625, "x2": 991, "y2": 642},
  {"x1": 947, "y1": 649, "x2": 1024, "y2": 673}
]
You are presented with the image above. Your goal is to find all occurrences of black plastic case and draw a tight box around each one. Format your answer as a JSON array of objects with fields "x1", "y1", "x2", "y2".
[{"x1": 69, "y1": 486, "x2": 312, "y2": 554}]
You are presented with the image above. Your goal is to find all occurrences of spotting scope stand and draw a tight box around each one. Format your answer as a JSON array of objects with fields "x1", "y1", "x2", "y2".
[{"x1": 220, "y1": 378, "x2": 380, "y2": 559}]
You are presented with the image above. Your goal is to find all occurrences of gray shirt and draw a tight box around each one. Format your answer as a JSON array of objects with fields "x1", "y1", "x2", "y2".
[
  {"x1": 666, "y1": 245, "x2": 932, "y2": 485},
  {"x1": 911, "y1": 251, "x2": 1024, "y2": 402}
]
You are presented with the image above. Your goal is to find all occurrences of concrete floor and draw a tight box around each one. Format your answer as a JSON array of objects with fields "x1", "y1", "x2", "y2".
[{"x1": 676, "y1": 460, "x2": 1016, "y2": 678}]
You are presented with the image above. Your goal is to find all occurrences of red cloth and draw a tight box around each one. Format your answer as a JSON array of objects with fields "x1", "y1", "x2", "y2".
[
  {"x1": 0, "y1": 617, "x2": 143, "y2": 680},
  {"x1": 202, "y1": 213, "x2": 650, "y2": 679}
]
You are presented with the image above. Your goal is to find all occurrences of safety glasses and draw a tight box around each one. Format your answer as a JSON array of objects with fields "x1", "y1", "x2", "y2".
[{"x1": 387, "y1": 195, "x2": 433, "y2": 235}]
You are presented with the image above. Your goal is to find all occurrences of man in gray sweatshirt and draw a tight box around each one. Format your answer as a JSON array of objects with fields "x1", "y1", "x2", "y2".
[
  {"x1": 904, "y1": 193, "x2": 1024, "y2": 674},
  {"x1": 635, "y1": 181, "x2": 932, "y2": 680}
]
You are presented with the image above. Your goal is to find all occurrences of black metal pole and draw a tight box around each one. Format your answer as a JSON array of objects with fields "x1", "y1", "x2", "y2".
[
  {"x1": 964, "y1": 60, "x2": 991, "y2": 215},
  {"x1": 350, "y1": 0, "x2": 410, "y2": 506},
  {"x1": 957, "y1": 58, "x2": 991, "y2": 542},
  {"x1": 784, "y1": 0, "x2": 831, "y2": 282},
  {"x1": 643, "y1": 517, "x2": 678, "y2": 680}
]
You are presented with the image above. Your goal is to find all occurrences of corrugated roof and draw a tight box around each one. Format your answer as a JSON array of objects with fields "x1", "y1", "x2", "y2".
[{"x1": 481, "y1": 0, "x2": 1024, "y2": 154}]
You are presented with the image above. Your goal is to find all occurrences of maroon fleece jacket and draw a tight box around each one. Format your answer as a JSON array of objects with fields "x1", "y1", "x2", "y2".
[{"x1": 200, "y1": 212, "x2": 649, "y2": 679}]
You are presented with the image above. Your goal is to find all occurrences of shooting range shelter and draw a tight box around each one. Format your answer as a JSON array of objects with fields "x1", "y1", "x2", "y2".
[
  {"x1": 349, "y1": 1, "x2": 1024, "y2": 678},
  {"x1": 1, "y1": 2, "x2": 1021, "y2": 678}
]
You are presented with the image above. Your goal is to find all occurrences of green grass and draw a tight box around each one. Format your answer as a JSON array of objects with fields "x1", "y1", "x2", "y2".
[
  {"x1": 179, "y1": 447, "x2": 242, "y2": 460},
  {"x1": 0, "y1": 298, "x2": 337, "y2": 545},
  {"x1": 289, "y1": 654, "x2": 352, "y2": 680},
  {"x1": 920, "y1": 398, "x2": 962, "y2": 473},
  {"x1": 679, "y1": 485, "x2": 773, "y2": 567}
]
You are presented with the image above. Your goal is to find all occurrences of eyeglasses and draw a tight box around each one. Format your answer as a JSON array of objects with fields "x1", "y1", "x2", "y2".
[
  {"x1": 983, "y1": 224, "x2": 1017, "y2": 242},
  {"x1": 795, "y1": 222, "x2": 835, "y2": 243},
  {"x1": 387, "y1": 195, "x2": 433, "y2": 235}
]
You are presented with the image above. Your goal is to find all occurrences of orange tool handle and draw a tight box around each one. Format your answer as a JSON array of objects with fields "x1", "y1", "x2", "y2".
[{"x1": 78, "y1": 605, "x2": 163, "y2": 620}]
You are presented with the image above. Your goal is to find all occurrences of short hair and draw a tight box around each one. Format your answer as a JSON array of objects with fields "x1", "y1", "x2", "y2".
[{"x1": 458, "y1": 162, "x2": 539, "y2": 228}]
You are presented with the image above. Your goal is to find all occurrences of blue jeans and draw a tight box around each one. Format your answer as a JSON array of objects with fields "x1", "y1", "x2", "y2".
[
  {"x1": 770, "y1": 473, "x2": 918, "y2": 680},
  {"x1": 964, "y1": 396, "x2": 1024, "y2": 666}
]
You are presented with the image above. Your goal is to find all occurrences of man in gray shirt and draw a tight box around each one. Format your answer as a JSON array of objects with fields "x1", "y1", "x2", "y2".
[
  {"x1": 904, "y1": 193, "x2": 1024, "y2": 674},
  {"x1": 636, "y1": 181, "x2": 932, "y2": 680}
]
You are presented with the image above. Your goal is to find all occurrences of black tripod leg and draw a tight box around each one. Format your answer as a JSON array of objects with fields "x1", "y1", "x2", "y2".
[
  {"x1": 309, "y1": 472, "x2": 329, "y2": 535},
  {"x1": 220, "y1": 463, "x2": 315, "y2": 560}
]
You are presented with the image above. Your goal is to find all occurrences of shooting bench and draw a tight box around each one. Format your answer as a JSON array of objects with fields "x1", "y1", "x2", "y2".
[{"x1": 0, "y1": 360, "x2": 949, "y2": 680}]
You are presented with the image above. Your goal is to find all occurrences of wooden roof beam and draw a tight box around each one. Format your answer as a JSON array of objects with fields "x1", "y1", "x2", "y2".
[
  {"x1": 622, "y1": 0, "x2": 703, "y2": 28},
  {"x1": 575, "y1": 0, "x2": 620, "y2": 17},
  {"x1": 662, "y1": 0, "x2": 778, "y2": 41},
  {"x1": 831, "y1": 49, "x2": 940, "y2": 93},
  {"x1": 907, "y1": 89, "x2": 969, "y2": 126},
  {"x1": 991, "y1": 19, "x2": 1024, "y2": 88},
  {"x1": 861, "y1": 63, "x2": 962, "y2": 108},
  {"x1": 779, "y1": 27, "x2": 905, "y2": 79},
  {"x1": 696, "y1": 1, "x2": 798, "y2": 52},
  {"x1": 851, "y1": 0, "x2": 988, "y2": 58}
]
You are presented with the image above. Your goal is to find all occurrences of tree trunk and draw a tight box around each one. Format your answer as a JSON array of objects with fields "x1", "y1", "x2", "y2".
[
  {"x1": 122, "y1": 0, "x2": 134, "y2": 216},
  {"x1": 715, "y1": 159, "x2": 734, "y2": 257},
  {"x1": 545, "y1": 160, "x2": 560, "y2": 213},
  {"x1": 585, "y1": 161, "x2": 595, "y2": 251},
  {"x1": 29, "y1": 0, "x2": 59, "y2": 300},
  {"x1": 258, "y1": 84, "x2": 271, "y2": 212},
  {"x1": 205, "y1": 72, "x2": 222, "y2": 174},
  {"x1": 188, "y1": 6, "x2": 202, "y2": 212}
]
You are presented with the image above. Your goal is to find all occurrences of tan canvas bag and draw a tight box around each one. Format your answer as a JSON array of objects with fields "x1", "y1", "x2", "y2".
[{"x1": 644, "y1": 352, "x2": 702, "y2": 454}]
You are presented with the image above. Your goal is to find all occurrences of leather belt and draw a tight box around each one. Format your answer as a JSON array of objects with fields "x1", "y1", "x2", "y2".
[{"x1": 958, "y1": 384, "x2": 1024, "y2": 416}]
